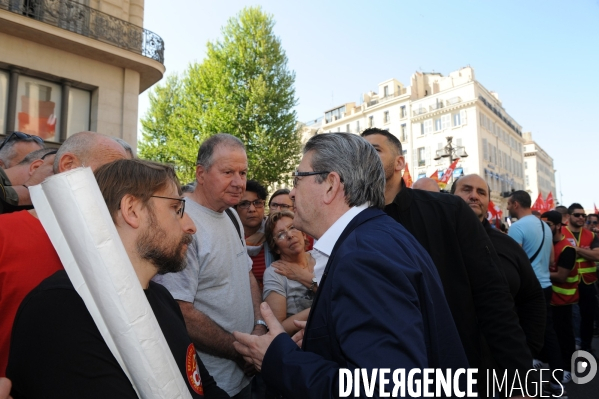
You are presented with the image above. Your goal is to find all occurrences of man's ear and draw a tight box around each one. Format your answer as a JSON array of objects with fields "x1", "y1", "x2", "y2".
[
  {"x1": 57, "y1": 153, "x2": 80, "y2": 172},
  {"x1": 195, "y1": 165, "x2": 205, "y2": 185},
  {"x1": 322, "y1": 172, "x2": 343, "y2": 205},
  {"x1": 396, "y1": 155, "x2": 406, "y2": 173},
  {"x1": 119, "y1": 194, "x2": 144, "y2": 229},
  {"x1": 28, "y1": 159, "x2": 44, "y2": 176}
]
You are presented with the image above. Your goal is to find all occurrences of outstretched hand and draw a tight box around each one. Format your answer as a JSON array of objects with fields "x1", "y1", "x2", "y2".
[{"x1": 233, "y1": 302, "x2": 286, "y2": 372}]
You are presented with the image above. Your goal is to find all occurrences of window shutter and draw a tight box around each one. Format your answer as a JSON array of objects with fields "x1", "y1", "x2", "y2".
[{"x1": 460, "y1": 109, "x2": 468, "y2": 125}]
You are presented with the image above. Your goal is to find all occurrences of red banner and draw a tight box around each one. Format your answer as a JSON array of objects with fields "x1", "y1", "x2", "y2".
[
  {"x1": 403, "y1": 163, "x2": 413, "y2": 188},
  {"x1": 429, "y1": 170, "x2": 439, "y2": 182},
  {"x1": 532, "y1": 193, "x2": 546, "y2": 212},
  {"x1": 439, "y1": 158, "x2": 460, "y2": 184},
  {"x1": 545, "y1": 192, "x2": 555, "y2": 211}
]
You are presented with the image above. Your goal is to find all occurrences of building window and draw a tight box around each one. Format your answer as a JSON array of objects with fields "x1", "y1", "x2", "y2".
[
  {"x1": 383, "y1": 85, "x2": 389, "y2": 97},
  {"x1": 1, "y1": 70, "x2": 91, "y2": 142},
  {"x1": 441, "y1": 114, "x2": 451, "y2": 130},
  {"x1": 346, "y1": 124, "x2": 350, "y2": 132},
  {"x1": 368, "y1": 116, "x2": 374, "y2": 128},
  {"x1": 16, "y1": 76, "x2": 62, "y2": 141},
  {"x1": 337, "y1": 127, "x2": 340, "y2": 132},
  {"x1": 422, "y1": 119, "x2": 432, "y2": 135},
  {"x1": 384, "y1": 111, "x2": 390, "y2": 123},
  {"x1": 400, "y1": 124, "x2": 407, "y2": 142},
  {"x1": 356, "y1": 120, "x2": 360, "y2": 133},
  {"x1": 400, "y1": 105, "x2": 406, "y2": 118},
  {"x1": 325, "y1": 105, "x2": 346, "y2": 124},
  {"x1": 418, "y1": 147, "x2": 426, "y2": 166},
  {"x1": 0, "y1": 70, "x2": 8, "y2": 135},
  {"x1": 524, "y1": 161, "x2": 527, "y2": 169},
  {"x1": 434, "y1": 118, "x2": 442, "y2": 132},
  {"x1": 453, "y1": 112, "x2": 461, "y2": 126}
]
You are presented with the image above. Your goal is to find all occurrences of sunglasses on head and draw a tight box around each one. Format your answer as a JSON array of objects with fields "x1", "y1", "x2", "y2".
[{"x1": 0, "y1": 132, "x2": 44, "y2": 151}]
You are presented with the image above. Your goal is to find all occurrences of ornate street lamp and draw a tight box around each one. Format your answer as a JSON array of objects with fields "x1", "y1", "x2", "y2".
[{"x1": 434, "y1": 136, "x2": 468, "y2": 185}]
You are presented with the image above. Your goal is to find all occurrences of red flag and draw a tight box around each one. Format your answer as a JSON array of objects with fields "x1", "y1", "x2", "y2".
[
  {"x1": 429, "y1": 170, "x2": 439, "y2": 182},
  {"x1": 487, "y1": 200, "x2": 498, "y2": 221},
  {"x1": 531, "y1": 193, "x2": 546, "y2": 212},
  {"x1": 403, "y1": 163, "x2": 413, "y2": 188},
  {"x1": 439, "y1": 158, "x2": 460, "y2": 184},
  {"x1": 594, "y1": 203, "x2": 598, "y2": 214},
  {"x1": 545, "y1": 192, "x2": 555, "y2": 211}
]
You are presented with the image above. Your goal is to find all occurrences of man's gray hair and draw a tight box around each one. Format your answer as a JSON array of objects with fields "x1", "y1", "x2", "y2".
[
  {"x1": 196, "y1": 133, "x2": 245, "y2": 169},
  {"x1": 52, "y1": 131, "x2": 104, "y2": 173},
  {"x1": 0, "y1": 135, "x2": 45, "y2": 167},
  {"x1": 16, "y1": 148, "x2": 57, "y2": 166},
  {"x1": 304, "y1": 133, "x2": 385, "y2": 209},
  {"x1": 113, "y1": 137, "x2": 134, "y2": 158}
]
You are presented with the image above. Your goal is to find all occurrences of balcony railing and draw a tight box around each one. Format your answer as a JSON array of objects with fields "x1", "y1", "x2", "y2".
[
  {"x1": 0, "y1": 0, "x2": 164, "y2": 63},
  {"x1": 413, "y1": 107, "x2": 427, "y2": 116}
]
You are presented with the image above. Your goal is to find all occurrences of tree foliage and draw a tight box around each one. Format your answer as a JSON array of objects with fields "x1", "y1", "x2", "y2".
[{"x1": 139, "y1": 6, "x2": 300, "y2": 185}]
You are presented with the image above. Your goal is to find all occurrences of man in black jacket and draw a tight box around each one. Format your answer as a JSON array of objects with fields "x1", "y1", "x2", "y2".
[
  {"x1": 362, "y1": 128, "x2": 533, "y2": 397},
  {"x1": 451, "y1": 173, "x2": 546, "y2": 358}
]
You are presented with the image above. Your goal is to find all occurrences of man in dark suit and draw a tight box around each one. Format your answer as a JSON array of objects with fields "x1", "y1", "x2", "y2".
[{"x1": 233, "y1": 133, "x2": 468, "y2": 399}]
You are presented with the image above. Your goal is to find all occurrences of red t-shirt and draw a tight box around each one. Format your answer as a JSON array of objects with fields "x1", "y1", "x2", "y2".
[
  {"x1": 250, "y1": 246, "x2": 266, "y2": 287},
  {"x1": 0, "y1": 211, "x2": 63, "y2": 376}
]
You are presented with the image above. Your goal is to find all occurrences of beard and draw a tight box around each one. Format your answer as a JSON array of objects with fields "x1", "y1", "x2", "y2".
[{"x1": 136, "y1": 210, "x2": 193, "y2": 275}]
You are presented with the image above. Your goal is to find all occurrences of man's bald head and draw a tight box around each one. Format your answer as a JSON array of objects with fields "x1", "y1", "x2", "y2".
[
  {"x1": 53, "y1": 131, "x2": 127, "y2": 173},
  {"x1": 452, "y1": 174, "x2": 490, "y2": 221},
  {"x1": 412, "y1": 177, "x2": 440, "y2": 192}
]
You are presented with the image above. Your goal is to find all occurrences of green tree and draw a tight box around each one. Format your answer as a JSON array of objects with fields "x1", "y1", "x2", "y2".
[{"x1": 139, "y1": 6, "x2": 300, "y2": 185}]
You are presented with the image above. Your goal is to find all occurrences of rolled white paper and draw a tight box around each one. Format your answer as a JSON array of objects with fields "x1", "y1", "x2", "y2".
[{"x1": 30, "y1": 167, "x2": 193, "y2": 399}]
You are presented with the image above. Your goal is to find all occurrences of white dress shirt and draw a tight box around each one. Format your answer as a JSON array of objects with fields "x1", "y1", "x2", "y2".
[{"x1": 312, "y1": 203, "x2": 369, "y2": 284}]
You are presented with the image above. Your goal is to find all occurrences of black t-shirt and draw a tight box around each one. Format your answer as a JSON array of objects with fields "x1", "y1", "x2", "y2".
[
  {"x1": 7, "y1": 270, "x2": 229, "y2": 399},
  {"x1": 556, "y1": 246, "x2": 577, "y2": 270}
]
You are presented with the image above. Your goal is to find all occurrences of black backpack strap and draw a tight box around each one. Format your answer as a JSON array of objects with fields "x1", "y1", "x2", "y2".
[
  {"x1": 529, "y1": 218, "x2": 546, "y2": 263},
  {"x1": 225, "y1": 208, "x2": 243, "y2": 243}
]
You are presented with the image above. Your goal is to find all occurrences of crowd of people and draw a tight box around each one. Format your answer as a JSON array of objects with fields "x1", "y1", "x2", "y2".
[{"x1": 0, "y1": 128, "x2": 597, "y2": 399}]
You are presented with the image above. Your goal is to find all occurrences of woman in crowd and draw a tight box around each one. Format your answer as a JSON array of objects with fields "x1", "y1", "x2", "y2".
[{"x1": 262, "y1": 211, "x2": 315, "y2": 335}]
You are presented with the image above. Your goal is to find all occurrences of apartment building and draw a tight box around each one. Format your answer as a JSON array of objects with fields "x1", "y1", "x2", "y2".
[
  {"x1": 314, "y1": 66, "x2": 529, "y2": 211},
  {"x1": 0, "y1": 0, "x2": 164, "y2": 151},
  {"x1": 522, "y1": 132, "x2": 557, "y2": 203}
]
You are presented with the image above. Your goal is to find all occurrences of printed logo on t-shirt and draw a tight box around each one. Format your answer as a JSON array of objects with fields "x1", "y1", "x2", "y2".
[
  {"x1": 186, "y1": 343, "x2": 204, "y2": 395},
  {"x1": 567, "y1": 238, "x2": 577, "y2": 247}
]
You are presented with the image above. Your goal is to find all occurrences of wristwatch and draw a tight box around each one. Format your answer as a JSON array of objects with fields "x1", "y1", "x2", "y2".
[
  {"x1": 254, "y1": 319, "x2": 268, "y2": 330},
  {"x1": 309, "y1": 277, "x2": 318, "y2": 293}
]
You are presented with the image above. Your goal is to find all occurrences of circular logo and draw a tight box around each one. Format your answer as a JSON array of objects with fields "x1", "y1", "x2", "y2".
[{"x1": 186, "y1": 343, "x2": 204, "y2": 395}]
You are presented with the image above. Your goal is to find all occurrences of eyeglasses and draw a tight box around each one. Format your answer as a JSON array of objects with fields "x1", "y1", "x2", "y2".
[
  {"x1": 572, "y1": 213, "x2": 587, "y2": 218},
  {"x1": 41, "y1": 150, "x2": 58, "y2": 160},
  {"x1": 275, "y1": 225, "x2": 299, "y2": 241},
  {"x1": 0, "y1": 131, "x2": 44, "y2": 151},
  {"x1": 269, "y1": 202, "x2": 293, "y2": 211},
  {"x1": 151, "y1": 195, "x2": 186, "y2": 218},
  {"x1": 291, "y1": 170, "x2": 331, "y2": 188},
  {"x1": 237, "y1": 199, "x2": 265, "y2": 209}
]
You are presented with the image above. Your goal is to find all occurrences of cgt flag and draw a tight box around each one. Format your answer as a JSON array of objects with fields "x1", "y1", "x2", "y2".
[
  {"x1": 403, "y1": 163, "x2": 413, "y2": 188},
  {"x1": 439, "y1": 158, "x2": 460, "y2": 184},
  {"x1": 429, "y1": 170, "x2": 440, "y2": 182},
  {"x1": 532, "y1": 192, "x2": 546, "y2": 212},
  {"x1": 545, "y1": 192, "x2": 555, "y2": 211},
  {"x1": 595, "y1": 203, "x2": 598, "y2": 214}
]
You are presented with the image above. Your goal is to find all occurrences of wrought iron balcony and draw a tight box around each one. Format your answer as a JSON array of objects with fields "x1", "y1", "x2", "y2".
[{"x1": 1, "y1": 0, "x2": 164, "y2": 64}]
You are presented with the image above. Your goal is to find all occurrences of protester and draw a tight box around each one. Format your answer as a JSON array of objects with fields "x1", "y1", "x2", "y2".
[
  {"x1": 541, "y1": 210, "x2": 578, "y2": 383},
  {"x1": 154, "y1": 134, "x2": 265, "y2": 398},
  {"x1": 2, "y1": 149, "x2": 56, "y2": 186},
  {"x1": 233, "y1": 133, "x2": 469, "y2": 398},
  {"x1": 555, "y1": 205, "x2": 569, "y2": 226},
  {"x1": 452, "y1": 174, "x2": 546, "y2": 359},
  {"x1": 113, "y1": 137, "x2": 135, "y2": 158},
  {"x1": 7, "y1": 159, "x2": 229, "y2": 398},
  {"x1": 562, "y1": 203, "x2": 599, "y2": 354},
  {"x1": 235, "y1": 180, "x2": 274, "y2": 287},
  {"x1": 268, "y1": 188, "x2": 294, "y2": 213},
  {"x1": 0, "y1": 132, "x2": 44, "y2": 168},
  {"x1": 412, "y1": 176, "x2": 440, "y2": 192},
  {"x1": 0, "y1": 131, "x2": 127, "y2": 376},
  {"x1": 585, "y1": 213, "x2": 599, "y2": 233},
  {"x1": 507, "y1": 190, "x2": 564, "y2": 387},
  {"x1": 361, "y1": 128, "x2": 532, "y2": 395},
  {"x1": 262, "y1": 210, "x2": 313, "y2": 335}
]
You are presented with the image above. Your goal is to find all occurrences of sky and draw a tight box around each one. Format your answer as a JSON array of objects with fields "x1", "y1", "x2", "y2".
[{"x1": 140, "y1": 0, "x2": 599, "y2": 210}]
